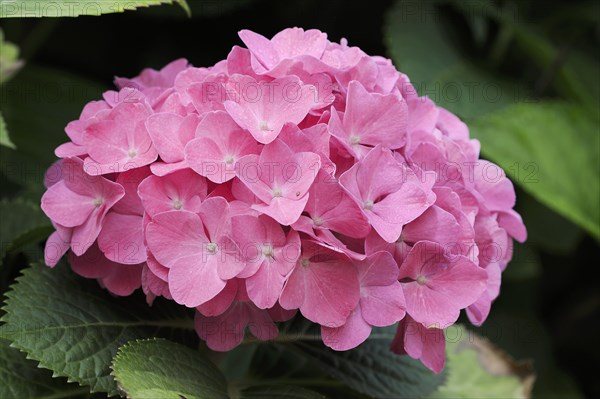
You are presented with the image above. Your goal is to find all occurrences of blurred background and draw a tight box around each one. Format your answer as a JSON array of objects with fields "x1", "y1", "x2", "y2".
[{"x1": 1, "y1": 0, "x2": 598, "y2": 397}]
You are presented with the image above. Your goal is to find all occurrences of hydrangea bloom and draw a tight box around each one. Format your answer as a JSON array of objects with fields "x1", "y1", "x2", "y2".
[{"x1": 41, "y1": 27, "x2": 526, "y2": 373}]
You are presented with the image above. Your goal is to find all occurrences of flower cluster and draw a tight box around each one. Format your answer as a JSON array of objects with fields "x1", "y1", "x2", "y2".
[{"x1": 41, "y1": 28, "x2": 526, "y2": 373}]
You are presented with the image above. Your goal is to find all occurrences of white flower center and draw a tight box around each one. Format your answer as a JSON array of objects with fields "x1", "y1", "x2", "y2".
[
  {"x1": 259, "y1": 120, "x2": 270, "y2": 131},
  {"x1": 272, "y1": 188, "x2": 283, "y2": 198},
  {"x1": 313, "y1": 216, "x2": 324, "y2": 226},
  {"x1": 206, "y1": 243, "x2": 218, "y2": 254},
  {"x1": 349, "y1": 135, "x2": 361, "y2": 145},
  {"x1": 224, "y1": 155, "x2": 235, "y2": 164},
  {"x1": 93, "y1": 197, "x2": 104, "y2": 207},
  {"x1": 416, "y1": 275, "x2": 427, "y2": 286},
  {"x1": 127, "y1": 148, "x2": 137, "y2": 158},
  {"x1": 262, "y1": 244, "x2": 274, "y2": 258},
  {"x1": 300, "y1": 258, "x2": 310, "y2": 267},
  {"x1": 363, "y1": 200, "x2": 374, "y2": 211},
  {"x1": 172, "y1": 199, "x2": 183, "y2": 210}
]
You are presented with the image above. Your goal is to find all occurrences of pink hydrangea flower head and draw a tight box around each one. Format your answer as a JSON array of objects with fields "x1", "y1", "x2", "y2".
[{"x1": 40, "y1": 27, "x2": 526, "y2": 372}]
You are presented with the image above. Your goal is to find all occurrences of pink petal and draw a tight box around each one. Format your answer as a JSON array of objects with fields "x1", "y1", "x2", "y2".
[
  {"x1": 391, "y1": 316, "x2": 446, "y2": 374},
  {"x1": 169, "y1": 254, "x2": 227, "y2": 307},
  {"x1": 69, "y1": 242, "x2": 115, "y2": 279},
  {"x1": 101, "y1": 263, "x2": 143, "y2": 296},
  {"x1": 280, "y1": 243, "x2": 360, "y2": 327},
  {"x1": 245, "y1": 259, "x2": 287, "y2": 309},
  {"x1": 145, "y1": 210, "x2": 207, "y2": 266},
  {"x1": 361, "y1": 284, "x2": 406, "y2": 327},
  {"x1": 41, "y1": 181, "x2": 95, "y2": 227},
  {"x1": 223, "y1": 75, "x2": 316, "y2": 144},
  {"x1": 97, "y1": 213, "x2": 146, "y2": 264},
  {"x1": 197, "y1": 278, "x2": 240, "y2": 317},
  {"x1": 44, "y1": 231, "x2": 70, "y2": 267},
  {"x1": 138, "y1": 169, "x2": 206, "y2": 217},
  {"x1": 399, "y1": 241, "x2": 487, "y2": 327},
  {"x1": 321, "y1": 304, "x2": 372, "y2": 351},
  {"x1": 146, "y1": 113, "x2": 199, "y2": 163}
]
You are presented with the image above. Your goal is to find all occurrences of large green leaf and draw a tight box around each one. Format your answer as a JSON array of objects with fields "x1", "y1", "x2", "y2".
[
  {"x1": 428, "y1": 325, "x2": 534, "y2": 398},
  {"x1": 0, "y1": 0, "x2": 190, "y2": 18},
  {"x1": 0, "y1": 338, "x2": 87, "y2": 399},
  {"x1": 112, "y1": 339, "x2": 327, "y2": 399},
  {"x1": 0, "y1": 263, "x2": 194, "y2": 396},
  {"x1": 0, "y1": 66, "x2": 105, "y2": 199},
  {"x1": 290, "y1": 328, "x2": 446, "y2": 399},
  {"x1": 384, "y1": 0, "x2": 525, "y2": 119},
  {"x1": 0, "y1": 199, "x2": 50, "y2": 266},
  {"x1": 112, "y1": 338, "x2": 229, "y2": 399},
  {"x1": 470, "y1": 102, "x2": 600, "y2": 240}
]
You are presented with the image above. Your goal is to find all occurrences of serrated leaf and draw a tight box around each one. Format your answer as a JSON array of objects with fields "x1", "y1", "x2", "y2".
[
  {"x1": 384, "y1": 0, "x2": 526, "y2": 119},
  {"x1": 0, "y1": 199, "x2": 50, "y2": 266},
  {"x1": 0, "y1": 0, "x2": 190, "y2": 18},
  {"x1": 237, "y1": 385, "x2": 327, "y2": 399},
  {"x1": 0, "y1": 338, "x2": 87, "y2": 399},
  {"x1": 470, "y1": 102, "x2": 600, "y2": 240},
  {"x1": 428, "y1": 325, "x2": 534, "y2": 398},
  {"x1": 289, "y1": 328, "x2": 446, "y2": 399},
  {"x1": 0, "y1": 262, "x2": 194, "y2": 396},
  {"x1": 112, "y1": 338, "x2": 228, "y2": 399}
]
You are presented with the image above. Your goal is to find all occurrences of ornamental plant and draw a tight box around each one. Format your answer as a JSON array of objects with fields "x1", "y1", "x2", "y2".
[{"x1": 40, "y1": 27, "x2": 526, "y2": 374}]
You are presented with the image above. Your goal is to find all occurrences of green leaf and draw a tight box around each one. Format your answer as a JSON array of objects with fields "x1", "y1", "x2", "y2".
[
  {"x1": 0, "y1": 262, "x2": 194, "y2": 396},
  {"x1": 470, "y1": 102, "x2": 600, "y2": 240},
  {"x1": 289, "y1": 328, "x2": 446, "y2": 399},
  {"x1": 112, "y1": 338, "x2": 229, "y2": 399},
  {"x1": 237, "y1": 385, "x2": 327, "y2": 399},
  {"x1": 427, "y1": 325, "x2": 534, "y2": 398},
  {"x1": 0, "y1": 66, "x2": 105, "y2": 200},
  {"x1": 0, "y1": 0, "x2": 190, "y2": 18},
  {"x1": 138, "y1": 0, "x2": 261, "y2": 19},
  {"x1": 0, "y1": 338, "x2": 89, "y2": 399},
  {"x1": 0, "y1": 111, "x2": 15, "y2": 149},
  {"x1": 0, "y1": 199, "x2": 50, "y2": 266},
  {"x1": 384, "y1": 0, "x2": 526, "y2": 118},
  {"x1": 0, "y1": 28, "x2": 24, "y2": 85}
]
